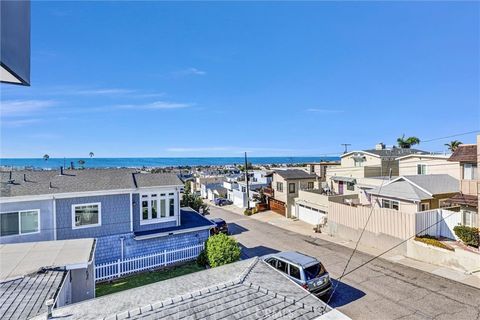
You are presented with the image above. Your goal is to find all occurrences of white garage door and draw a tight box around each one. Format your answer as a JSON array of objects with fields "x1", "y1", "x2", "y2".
[{"x1": 298, "y1": 204, "x2": 326, "y2": 226}]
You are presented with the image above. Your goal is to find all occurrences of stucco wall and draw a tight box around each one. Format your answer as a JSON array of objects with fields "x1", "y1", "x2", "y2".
[
  {"x1": 0, "y1": 199, "x2": 55, "y2": 244},
  {"x1": 398, "y1": 156, "x2": 460, "y2": 179},
  {"x1": 56, "y1": 194, "x2": 131, "y2": 240}
]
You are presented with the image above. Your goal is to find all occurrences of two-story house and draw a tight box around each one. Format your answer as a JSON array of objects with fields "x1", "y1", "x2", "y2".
[
  {"x1": 326, "y1": 143, "x2": 430, "y2": 196},
  {"x1": 306, "y1": 161, "x2": 340, "y2": 182},
  {"x1": 445, "y1": 140, "x2": 479, "y2": 228},
  {"x1": 0, "y1": 169, "x2": 214, "y2": 264},
  {"x1": 264, "y1": 169, "x2": 317, "y2": 218},
  {"x1": 397, "y1": 154, "x2": 460, "y2": 179}
]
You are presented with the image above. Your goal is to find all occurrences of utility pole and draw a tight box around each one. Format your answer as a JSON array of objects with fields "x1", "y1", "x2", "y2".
[
  {"x1": 244, "y1": 152, "x2": 250, "y2": 210},
  {"x1": 341, "y1": 143, "x2": 351, "y2": 154}
]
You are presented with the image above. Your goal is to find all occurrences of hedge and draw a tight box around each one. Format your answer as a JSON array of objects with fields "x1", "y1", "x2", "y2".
[
  {"x1": 205, "y1": 233, "x2": 241, "y2": 268},
  {"x1": 453, "y1": 225, "x2": 479, "y2": 248}
]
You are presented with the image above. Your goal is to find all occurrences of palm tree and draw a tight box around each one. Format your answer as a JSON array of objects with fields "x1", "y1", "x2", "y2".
[
  {"x1": 397, "y1": 134, "x2": 420, "y2": 149},
  {"x1": 43, "y1": 154, "x2": 50, "y2": 161},
  {"x1": 89, "y1": 152, "x2": 94, "y2": 158},
  {"x1": 445, "y1": 140, "x2": 462, "y2": 152}
]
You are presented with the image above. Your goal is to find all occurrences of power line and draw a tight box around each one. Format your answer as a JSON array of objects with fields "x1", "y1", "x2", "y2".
[{"x1": 421, "y1": 130, "x2": 480, "y2": 143}]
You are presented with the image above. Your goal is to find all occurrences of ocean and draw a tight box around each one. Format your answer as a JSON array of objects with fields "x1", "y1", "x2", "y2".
[{"x1": 0, "y1": 157, "x2": 340, "y2": 169}]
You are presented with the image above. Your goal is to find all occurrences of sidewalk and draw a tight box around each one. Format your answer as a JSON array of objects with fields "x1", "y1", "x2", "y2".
[{"x1": 219, "y1": 204, "x2": 480, "y2": 289}]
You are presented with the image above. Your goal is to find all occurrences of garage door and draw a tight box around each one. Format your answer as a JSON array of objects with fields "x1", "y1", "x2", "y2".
[
  {"x1": 269, "y1": 199, "x2": 286, "y2": 216},
  {"x1": 297, "y1": 204, "x2": 326, "y2": 226}
]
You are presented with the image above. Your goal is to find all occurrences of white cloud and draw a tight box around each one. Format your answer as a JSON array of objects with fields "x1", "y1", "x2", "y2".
[
  {"x1": 116, "y1": 101, "x2": 193, "y2": 110},
  {"x1": 306, "y1": 108, "x2": 344, "y2": 113},
  {"x1": 0, "y1": 100, "x2": 57, "y2": 116},
  {"x1": 1, "y1": 118, "x2": 42, "y2": 127},
  {"x1": 173, "y1": 68, "x2": 207, "y2": 77}
]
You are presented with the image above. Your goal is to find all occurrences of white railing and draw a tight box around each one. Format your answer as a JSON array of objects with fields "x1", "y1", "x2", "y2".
[{"x1": 95, "y1": 243, "x2": 204, "y2": 283}]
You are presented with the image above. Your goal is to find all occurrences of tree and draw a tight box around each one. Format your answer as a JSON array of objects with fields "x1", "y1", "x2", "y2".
[
  {"x1": 89, "y1": 152, "x2": 94, "y2": 158},
  {"x1": 397, "y1": 134, "x2": 420, "y2": 148},
  {"x1": 205, "y1": 233, "x2": 241, "y2": 267},
  {"x1": 181, "y1": 183, "x2": 208, "y2": 214},
  {"x1": 43, "y1": 154, "x2": 50, "y2": 161},
  {"x1": 444, "y1": 140, "x2": 462, "y2": 152}
]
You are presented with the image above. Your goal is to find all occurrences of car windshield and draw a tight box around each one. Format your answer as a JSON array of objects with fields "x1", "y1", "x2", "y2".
[{"x1": 304, "y1": 263, "x2": 326, "y2": 280}]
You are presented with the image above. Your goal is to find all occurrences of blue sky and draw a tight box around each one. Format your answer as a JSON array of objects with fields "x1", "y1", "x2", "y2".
[{"x1": 1, "y1": 1, "x2": 479, "y2": 158}]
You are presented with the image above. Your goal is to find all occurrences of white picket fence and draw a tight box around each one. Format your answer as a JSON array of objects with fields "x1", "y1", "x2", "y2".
[
  {"x1": 95, "y1": 243, "x2": 204, "y2": 282},
  {"x1": 415, "y1": 209, "x2": 462, "y2": 240}
]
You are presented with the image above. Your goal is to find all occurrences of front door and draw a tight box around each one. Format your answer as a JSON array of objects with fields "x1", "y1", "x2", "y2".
[{"x1": 338, "y1": 181, "x2": 344, "y2": 195}]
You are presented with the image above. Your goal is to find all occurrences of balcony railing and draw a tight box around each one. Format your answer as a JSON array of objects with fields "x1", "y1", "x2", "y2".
[{"x1": 263, "y1": 187, "x2": 274, "y2": 197}]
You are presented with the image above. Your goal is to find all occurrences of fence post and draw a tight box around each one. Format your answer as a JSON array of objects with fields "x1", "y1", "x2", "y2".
[
  {"x1": 117, "y1": 259, "x2": 121, "y2": 278},
  {"x1": 164, "y1": 249, "x2": 167, "y2": 266}
]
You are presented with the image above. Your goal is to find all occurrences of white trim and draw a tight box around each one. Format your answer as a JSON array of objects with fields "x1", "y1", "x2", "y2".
[
  {"x1": 0, "y1": 209, "x2": 41, "y2": 237},
  {"x1": 140, "y1": 216, "x2": 177, "y2": 225},
  {"x1": 396, "y1": 154, "x2": 450, "y2": 161},
  {"x1": 0, "y1": 185, "x2": 184, "y2": 203},
  {"x1": 341, "y1": 150, "x2": 381, "y2": 159},
  {"x1": 53, "y1": 196, "x2": 57, "y2": 240},
  {"x1": 416, "y1": 163, "x2": 428, "y2": 175},
  {"x1": 134, "y1": 225, "x2": 213, "y2": 240},
  {"x1": 71, "y1": 202, "x2": 102, "y2": 229},
  {"x1": 129, "y1": 193, "x2": 133, "y2": 232},
  {"x1": 139, "y1": 190, "x2": 177, "y2": 225}
]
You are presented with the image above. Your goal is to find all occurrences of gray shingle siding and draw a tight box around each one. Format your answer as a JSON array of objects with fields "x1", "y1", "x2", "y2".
[
  {"x1": 56, "y1": 194, "x2": 131, "y2": 240},
  {"x1": 0, "y1": 199, "x2": 55, "y2": 244}
]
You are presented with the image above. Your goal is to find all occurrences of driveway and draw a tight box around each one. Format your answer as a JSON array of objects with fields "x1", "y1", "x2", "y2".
[{"x1": 207, "y1": 206, "x2": 480, "y2": 320}]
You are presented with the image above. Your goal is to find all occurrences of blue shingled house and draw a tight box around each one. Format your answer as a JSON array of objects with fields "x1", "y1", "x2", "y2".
[{"x1": 0, "y1": 169, "x2": 214, "y2": 264}]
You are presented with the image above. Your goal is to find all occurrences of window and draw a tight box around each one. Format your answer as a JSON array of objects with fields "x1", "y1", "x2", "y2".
[
  {"x1": 276, "y1": 259, "x2": 288, "y2": 273},
  {"x1": 289, "y1": 265, "x2": 301, "y2": 280},
  {"x1": 463, "y1": 164, "x2": 478, "y2": 180},
  {"x1": 420, "y1": 203, "x2": 430, "y2": 211},
  {"x1": 304, "y1": 263, "x2": 326, "y2": 280},
  {"x1": 417, "y1": 164, "x2": 427, "y2": 175},
  {"x1": 266, "y1": 258, "x2": 277, "y2": 267},
  {"x1": 381, "y1": 199, "x2": 399, "y2": 210},
  {"x1": 354, "y1": 159, "x2": 364, "y2": 167},
  {"x1": 241, "y1": 186, "x2": 246, "y2": 193},
  {"x1": 307, "y1": 182, "x2": 314, "y2": 190},
  {"x1": 140, "y1": 192, "x2": 176, "y2": 224},
  {"x1": 439, "y1": 199, "x2": 450, "y2": 208},
  {"x1": 276, "y1": 182, "x2": 283, "y2": 192},
  {"x1": 73, "y1": 203, "x2": 100, "y2": 228},
  {"x1": 0, "y1": 210, "x2": 40, "y2": 237},
  {"x1": 289, "y1": 183, "x2": 296, "y2": 193},
  {"x1": 347, "y1": 182, "x2": 355, "y2": 191}
]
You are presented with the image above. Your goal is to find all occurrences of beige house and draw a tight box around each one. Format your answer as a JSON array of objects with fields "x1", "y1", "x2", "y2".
[
  {"x1": 397, "y1": 154, "x2": 460, "y2": 179},
  {"x1": 366, "y1": 174, "x2": 459, "y2": 214},
  {"x1": 306, "y1": 161, "x2": 340, "y2": 182},
  {"x1": 326, "y1": 144, "x2": 430, "y2": 195},
  {"x1": 265, "y1": 169, "x2": 317, "y2": 218},
  {"x1": 444, "y1": 139, "x2": 479, "y2": 227}
]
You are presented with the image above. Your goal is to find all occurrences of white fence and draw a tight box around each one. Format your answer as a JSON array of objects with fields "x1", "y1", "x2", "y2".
[
  {"x1": 415, "y1": 209, "x2": 462, "y2": 240},
  {"x1": 95, "y1": 243, "x2": 204, "y2": 282}
]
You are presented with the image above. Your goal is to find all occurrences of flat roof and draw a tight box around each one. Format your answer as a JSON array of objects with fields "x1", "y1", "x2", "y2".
[{"x1": 0, "y1": 238, "x2": 95, "y2": 281}]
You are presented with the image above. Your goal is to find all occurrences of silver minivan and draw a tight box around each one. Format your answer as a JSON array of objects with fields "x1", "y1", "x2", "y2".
[{"x1": 263, "y1": 251, "x2": 332, "y2": 297}]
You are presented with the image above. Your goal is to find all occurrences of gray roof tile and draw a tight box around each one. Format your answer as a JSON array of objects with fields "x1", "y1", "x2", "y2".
[
  {"x1": 1, "y1": 169, "x2": 182, "y2": 198},
  {"x1": 273, "y1": 169, "x2": 317, "y2": 180}
]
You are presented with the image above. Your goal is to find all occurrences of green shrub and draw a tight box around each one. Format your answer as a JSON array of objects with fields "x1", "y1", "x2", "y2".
[
  {"x1": 414, "y1": 236, "x2": 454, "y2": 251},
  {"x1": 453, "y1": 225, "x2": 479, "y2": 248},
  {"x1": 252, "y1": 207, "x2": 258, "y2": 214},
  {"x1": 206, "y1": 233, "x2": 241, "y2": 268},
  {"x1": 244, "y1": 209, "x2": 252, "y2": 216},
  {"x1": 196, "y1": 250, "x2": 208, "y2": 267}
]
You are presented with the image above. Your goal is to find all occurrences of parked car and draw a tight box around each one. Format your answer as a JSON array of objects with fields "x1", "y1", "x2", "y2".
[
  {"x1": 263, "y1": 251, "x2": 332, "y2": 297},
  {"x1": 214, "y1": 198, "x2": 232, "y2": 206},
  {"x1": 210, "y1": 218, "x2": 229, "y2": 235}
]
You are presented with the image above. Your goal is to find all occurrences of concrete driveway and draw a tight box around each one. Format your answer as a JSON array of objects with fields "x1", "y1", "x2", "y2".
[{"x1": 207, "y1": 206, "x2": 480, "y2": 320}]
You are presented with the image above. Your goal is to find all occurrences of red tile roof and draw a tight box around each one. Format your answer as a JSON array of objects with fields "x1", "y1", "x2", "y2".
[{"x1": 448, "y1": 144, "x2": 477, "y2": 162}]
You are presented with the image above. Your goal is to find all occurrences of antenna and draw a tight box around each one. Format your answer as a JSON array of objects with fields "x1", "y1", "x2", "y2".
[{"x1": 341, "y1": 143, "x2": 351, "y2": 154}]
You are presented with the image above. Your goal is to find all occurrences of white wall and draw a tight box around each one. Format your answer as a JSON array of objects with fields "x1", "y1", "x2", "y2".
[{"x1": 398, "y1": 156, "x2": 460, "y2": 179}]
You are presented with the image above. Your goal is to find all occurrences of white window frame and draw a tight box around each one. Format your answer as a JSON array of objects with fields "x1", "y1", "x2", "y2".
[
  {"x1": 276, "y1": 182, "x2": 283, "y2": 192},
  {"x1": 140, "y1": 191, "x2": 177, "y2": 225},
  {"x1": 288, "y1": 183, "x2": 296, "y2": 193},
  {"x1": 417, "y1": 163, "x2": 427, "y2": 175},
  {"x1": 0, "y1": 209, "x2": 41, "y2": 237},
  {"x1": 72, "y1": 203, "x2": 102, "y2": 229},
  {"x1": 381, "y1": 199, "x2": 399, "y2": 210}
]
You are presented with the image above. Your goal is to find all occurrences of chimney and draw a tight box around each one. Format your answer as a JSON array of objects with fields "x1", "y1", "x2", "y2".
[
  {"x1": 49, "y1": 182, "x2": 53, "y2": 189},
  {"x1": 375, "y1": 143, "x2": 385, "y2": 150},
  {"x1": 60, "y1": 166, "x2": 64, "y2": 176},
  {"x1": 45, "y1": 299, "x2": 54, "y2": 319},
  {"x1": 23, "y1": 173, "x2": 26, "y2": 182},
  {"x1": 9, "y1": 171, "x2": 12, "y2": 180}
]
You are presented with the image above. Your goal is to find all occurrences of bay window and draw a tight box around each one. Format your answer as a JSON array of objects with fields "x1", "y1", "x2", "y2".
[
  {"x1": 141, "y1": 192, "x2": 176, "y2": 224},
  {"x1": 1, "y1": 210, "x2": 40, "y2": 236}
]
